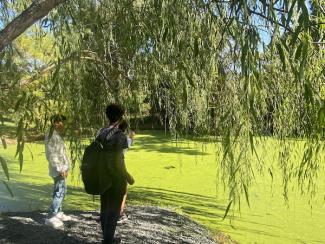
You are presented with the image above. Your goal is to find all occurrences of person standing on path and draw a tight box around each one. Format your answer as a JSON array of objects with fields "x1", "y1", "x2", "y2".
[
  {"x1": 117, "y1": 120, "x2": 136, "y2": 225},
  {"x1": 44, "y1": 114, "x2": 72, "y2": 228},
  {"x1": 98, "y1": 104, "x2": 135, "y2": 244}
]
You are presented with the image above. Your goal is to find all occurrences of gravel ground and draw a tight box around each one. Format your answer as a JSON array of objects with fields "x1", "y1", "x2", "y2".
[{"x1": 0, "y1": 206, "x2": 217, "y2": 244}]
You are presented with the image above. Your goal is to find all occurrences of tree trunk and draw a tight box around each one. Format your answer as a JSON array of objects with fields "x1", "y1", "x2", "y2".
[{"x1": 0, "y1": 0, "x2": 68, "y2": 52}]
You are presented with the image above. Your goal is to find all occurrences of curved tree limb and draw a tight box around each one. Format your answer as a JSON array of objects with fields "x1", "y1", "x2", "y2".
[
  {"x1": 19, "y1": 50, "x2": 103, "y2": 86},
  {"x1": 0, "y1": 0, "x2": 69, "y2": 52}
]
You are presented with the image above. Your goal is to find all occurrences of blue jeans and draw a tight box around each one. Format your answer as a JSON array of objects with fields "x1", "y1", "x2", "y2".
[{"x1": 48, "y1": 175, "x2": 67, "y2": 218}]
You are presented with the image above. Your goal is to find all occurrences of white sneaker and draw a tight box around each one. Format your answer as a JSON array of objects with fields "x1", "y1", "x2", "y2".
[
  {"x1": 45, "y1": 216, "x2": 63, "y2": 228},
  {"x1": 117, "y1": 213, "x2": 128, "y2": 225},
  {"x1": 56, "y1": 212, "x2": 72, "y2": 221}
]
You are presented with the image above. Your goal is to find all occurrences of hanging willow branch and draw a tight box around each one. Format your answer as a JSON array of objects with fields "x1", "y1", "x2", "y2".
[{"x1": 0, "y1": 0, "x2": 324, "y2": 209}]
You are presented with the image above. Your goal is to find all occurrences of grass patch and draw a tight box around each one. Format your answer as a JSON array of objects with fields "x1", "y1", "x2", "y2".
[{"x1": 0, "y1": 128, "x2": 324, "y2": 243}]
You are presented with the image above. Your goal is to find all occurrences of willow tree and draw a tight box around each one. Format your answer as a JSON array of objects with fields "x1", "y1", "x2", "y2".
[{"x1": 0, "y1": 0, "x2": 324, "y2": 212}]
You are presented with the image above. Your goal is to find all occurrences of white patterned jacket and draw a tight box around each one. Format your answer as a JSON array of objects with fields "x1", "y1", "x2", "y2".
[{"x1": 45, "y1": 129, "x2": 70, "y2": 177}]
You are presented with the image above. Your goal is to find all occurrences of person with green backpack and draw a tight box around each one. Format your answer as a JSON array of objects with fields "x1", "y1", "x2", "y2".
[{"x1": 94, "y1": 104, "x2": 135, "y2": 244}]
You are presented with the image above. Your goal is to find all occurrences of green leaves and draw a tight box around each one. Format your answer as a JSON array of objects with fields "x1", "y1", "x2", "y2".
[
  {"x1": 14, "y1": 141, "x2": 25, "y2": 173},
  {"x1": 249, "y1": 132, "x2": 254, "y2": 154},
  {"x1": 304, "y1": 81, "x2": 314, "y2": 105},
  {"x1": 287, "y1": 0, "x2": 297, "y2": 28},
  {"x1": 294, "y1": 42, "x2": 303, "y2": 61},
  {"x1": 0, "y1": 156, "x2": 12, "y2": 197},
  {"x1": 298, "y1": 36, "x2": 309, "y2": 81},
  {"x1": 298, "y1": 0, "x2": 310, "y2": 27},
  {"x1": 1, "y1": 137, "x2": 7, "y2": 149},
  {"x1": 276, "y1": 42, "x2": 286, "y2": 71},
  {"x1": 222, "y1": 200, "x2": 233, "y2": 220},
  {"x1": 0, "y1": 0, "x2": 323, "y2": 216},
  {"x1": 243, "y1": 183, "x2": 250, "y2": 208},
  {"x1": 48, "y1": 126, "x2": 55, "y2": 140},
  {"x1": 14, "y1": 118, "x2": 25, "y2": 172},
  {"x1": 14, "y1": 92, "x2": 26, "y2": 111},
  {"x1": 193, "y1": 37, "x2": 199, "y2": 57},
  {"x1": 162, "y1": 27, "x2": 168, "y2": 41},
  {"x1": 182, "y1": 81, "x2": 188, "y2": 109},
  {"x1": 268, "y1": 168, "x2": 274, "y2": 181},
  {"x1": 1, "y1": 180, "x2": 14, "y2": 197},
  {"x1": 318, "y1": 101, "x2": 325, "y2": 127},
  {"x1": 0, "y1": 156, "x2": 9, "y2": 180},
  {"x1": 19, "y1": 142, "x2": 24, "y2": 173},
  {"x1": 290, "y1": 26, "x2": 302, "y2": 46},
  {"x1": 16, "y1": 118, "x2": 23, "y2": 142}
]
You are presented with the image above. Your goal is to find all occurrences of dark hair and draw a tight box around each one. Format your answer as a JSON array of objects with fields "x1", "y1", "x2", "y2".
[
  {"x1": 50, "y1": 114, "x2": 67, "y2": 125},
  {"x1": 105, "y1": 104, "x2": 125, "y2": 123},
  {"x1": 119, "y1": 120, "x2": 128, "y2": 132}
]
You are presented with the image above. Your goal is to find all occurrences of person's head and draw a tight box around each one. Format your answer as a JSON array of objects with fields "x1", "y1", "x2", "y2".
[
  {"x1": 50, "y1": 114, "x2": 67, "y2": 132},
  {"x1": 105, "y1": 104, "x2": 125, "y2": 125},
  {"x1": 119, "y1": 120, "x2": 128, "y2": 132}
]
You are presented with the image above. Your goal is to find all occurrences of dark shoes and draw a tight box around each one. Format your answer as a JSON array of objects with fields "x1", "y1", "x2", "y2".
[
  {"x1": 102, "y1": 237, "x2": 121, "y2": 244},
  {"x1": 113, "y1": 237, "x2": 122, "y2": 244}
]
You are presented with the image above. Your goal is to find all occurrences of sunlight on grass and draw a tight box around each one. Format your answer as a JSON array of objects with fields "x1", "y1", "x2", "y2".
[{"x1": 0, "y1": 130, "x2": 324, "y2": 243}]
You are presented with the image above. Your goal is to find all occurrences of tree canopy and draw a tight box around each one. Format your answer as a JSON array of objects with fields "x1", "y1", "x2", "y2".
[{"x1": 0, "y1": 0, "x2": 324, "y2": 210}]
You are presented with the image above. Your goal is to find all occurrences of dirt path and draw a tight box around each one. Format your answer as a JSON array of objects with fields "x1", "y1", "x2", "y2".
[{"x1": 0, "y1": 205, "x2": 217, "y2": 244}]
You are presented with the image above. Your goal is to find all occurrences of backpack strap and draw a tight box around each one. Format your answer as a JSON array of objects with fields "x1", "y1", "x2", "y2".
[{"x1": 96, "y1": 127, "x2": 120, "y2": 143}]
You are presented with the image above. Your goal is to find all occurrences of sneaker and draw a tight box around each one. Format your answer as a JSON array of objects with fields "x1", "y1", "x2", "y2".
[
  {"x1": 117, "y1": 213, "x2": 128, "y2": 225},
  {"x1": 56, "y1": 212, "x2": 72, "y2": 221},
  {"x1": 45, "y1": 216, "x2": 63, "y2": 228}
]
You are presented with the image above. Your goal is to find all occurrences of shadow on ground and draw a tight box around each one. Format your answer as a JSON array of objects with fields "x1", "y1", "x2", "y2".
[
  {"x1": 130, "y1": 133, "x2": 211, "y2": 156},
  {"x1": 127, "y1": 186, "x2": 282, "y2": 240},
  {"x1": 0, "y1": 181, "x2": 278, "y2": 242},
  {"x1": 0, "y1": 206, "x2": 216, "y2": 244}
]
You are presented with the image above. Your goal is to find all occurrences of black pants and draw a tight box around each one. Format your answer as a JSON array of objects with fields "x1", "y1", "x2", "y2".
[{"x1": 100, "y1": 180, "x2": 126, "y2": 244}]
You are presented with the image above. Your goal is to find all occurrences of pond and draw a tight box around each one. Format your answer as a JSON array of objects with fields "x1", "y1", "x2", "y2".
[{"x1": 0, "y1": 131, "x2": 324, "y2": 243}]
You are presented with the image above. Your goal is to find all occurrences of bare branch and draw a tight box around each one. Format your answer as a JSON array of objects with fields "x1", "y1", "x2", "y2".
[{"x1": 247, "y1": 7, "x2": 294, "y2": 34}]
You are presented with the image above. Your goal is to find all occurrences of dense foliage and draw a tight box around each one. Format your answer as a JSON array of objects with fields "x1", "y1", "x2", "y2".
[{"x1": 0, "y1": 0, "x2": 324, "y2": 211}]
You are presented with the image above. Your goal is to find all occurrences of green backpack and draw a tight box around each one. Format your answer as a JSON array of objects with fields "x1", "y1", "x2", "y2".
[{"x1": 81, "y1": 128, "x2": 118, "y2": 195}]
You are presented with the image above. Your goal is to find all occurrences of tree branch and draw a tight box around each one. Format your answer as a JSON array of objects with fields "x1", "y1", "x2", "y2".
[
  {"x1": 247, "y1": 7, "x2": 294, "y2": 34},
  {"x1": 0, "y1": 0, "x2": 69, "y2": 52},
  {"x1": 317, "y1": 0, "x2": 325, "y2": 15},
  {"x1": 19, "y1": 51, "x2": 102, "y2": 86}
]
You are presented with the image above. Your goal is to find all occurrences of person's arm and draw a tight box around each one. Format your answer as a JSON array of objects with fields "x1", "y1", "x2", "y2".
[
  {"x1": 61, "y1": 145, "x2": 70, "y2": 177},
  {"x1": 129, "y1": 130, "x2": 136, "y2": 143},
  {"x1": 116, "y1": 133, "x2": 135, "y2": 184},
  {"x1": 115, "y1": 151, "x2": 134, "y2": 185},
  {"x1": 127, "y1": 137, "x2": 133, "y2": 148}
]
